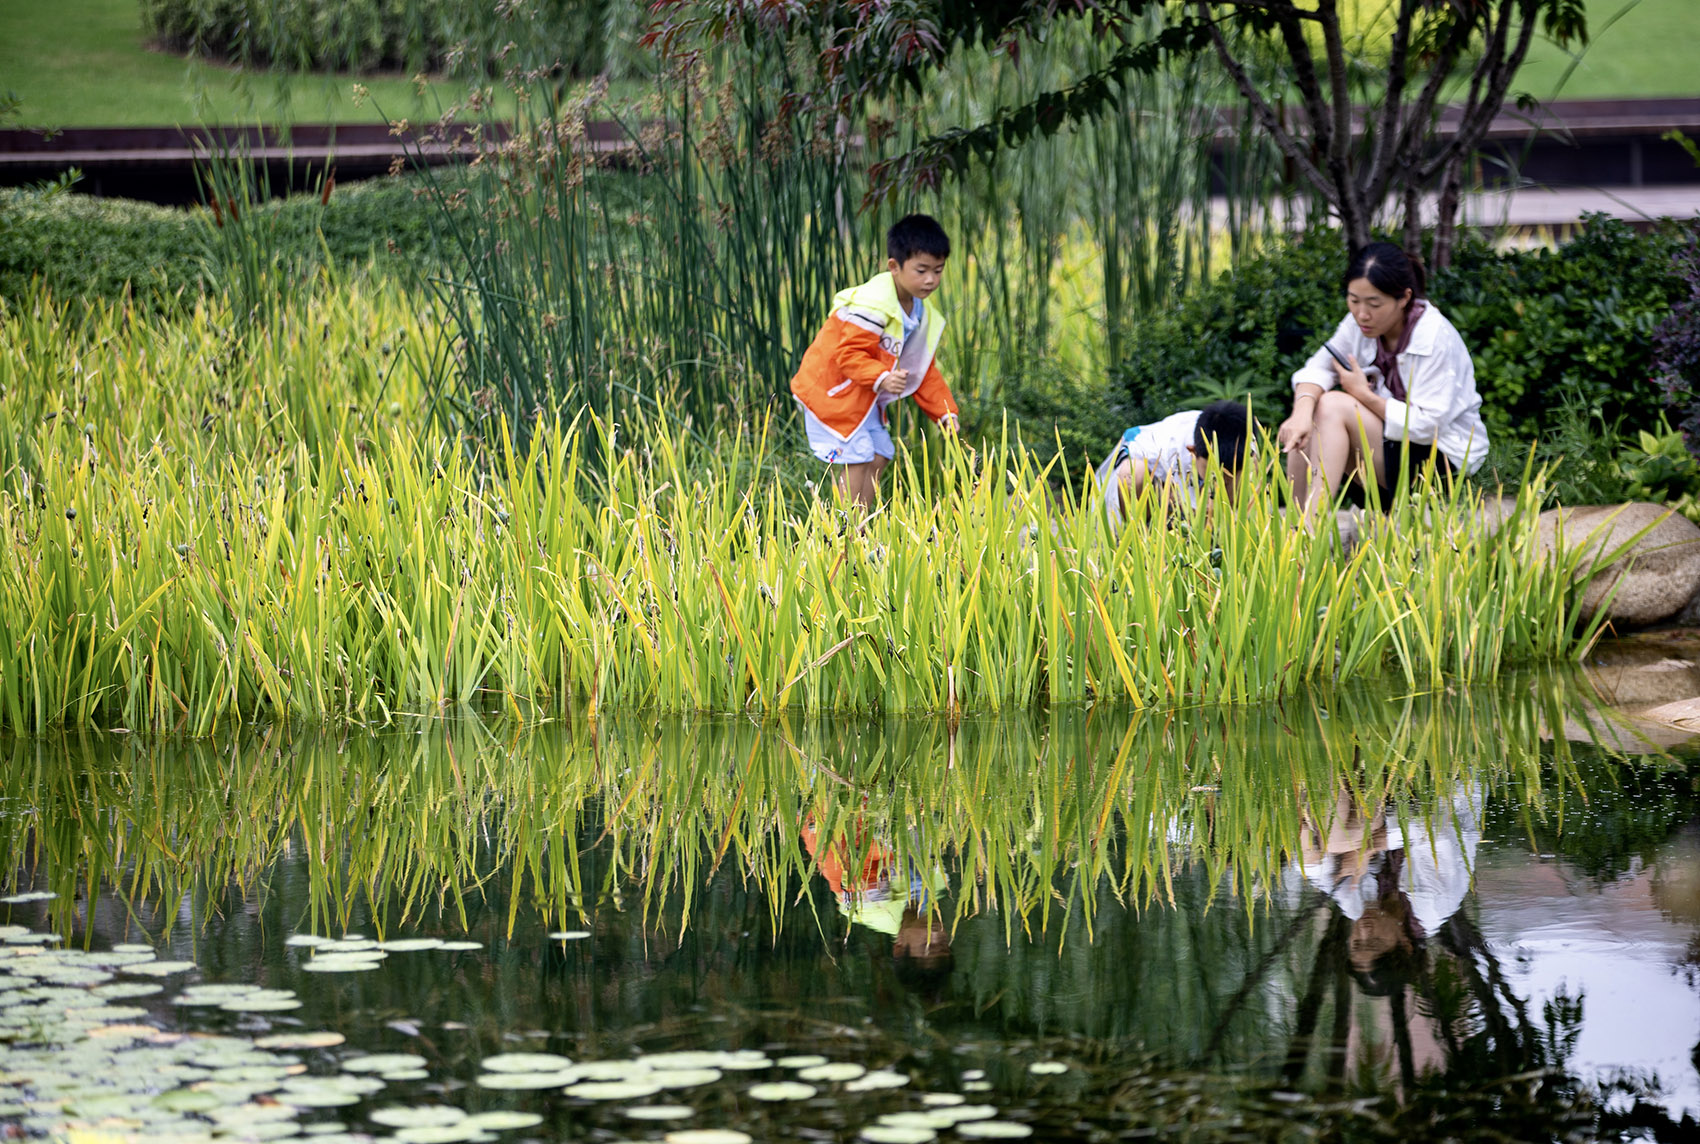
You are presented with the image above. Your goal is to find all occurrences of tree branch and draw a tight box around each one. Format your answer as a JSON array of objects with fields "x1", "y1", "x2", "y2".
[
  {"x1": 1365, "y1": 0, "x2": 1418, "y2": 206},
  {"x1": 1388, "y1": 7, "x2": 1477, "y2": 181},
  {"x1": 1272, "y1": 2, "x2": 1335, "y2": 166},
  {"x1": 1195, "y1": 1, "x2": 1336, "y2": 207},
  {"x1": 1420, "y1": 0, "x2": 1541, "y2": 183},
  {"x1": 1315, "y1": 0, "x2": 1366, "y2": 248}
]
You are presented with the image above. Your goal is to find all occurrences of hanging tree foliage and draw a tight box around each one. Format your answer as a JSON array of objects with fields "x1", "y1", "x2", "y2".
[{"x1": 645, "y1": 0, "x2": 1589, "y2": 269}]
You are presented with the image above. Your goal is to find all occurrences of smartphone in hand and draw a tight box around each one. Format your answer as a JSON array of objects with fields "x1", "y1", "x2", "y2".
[{"x1": 1322, "y1": 343, "x2": 1352, "y2": 371}]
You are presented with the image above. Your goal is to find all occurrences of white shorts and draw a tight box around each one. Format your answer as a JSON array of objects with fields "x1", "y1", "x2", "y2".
[{"x1": 798, "y1": 401, "x2": 894, "y2": 465}]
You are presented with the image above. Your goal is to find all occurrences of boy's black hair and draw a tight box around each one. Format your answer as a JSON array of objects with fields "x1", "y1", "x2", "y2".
[
  {"x1": 888, "y1": 214, "x2": 951, "y2": 265},
  {"x1": 1193, "y1": 400, "x2": 1258, "y2": 472}
]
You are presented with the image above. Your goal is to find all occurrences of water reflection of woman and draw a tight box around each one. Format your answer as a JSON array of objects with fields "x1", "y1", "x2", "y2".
[{"x1": 1287, "y1": 784, "x2": 1482, "y2": 1094}]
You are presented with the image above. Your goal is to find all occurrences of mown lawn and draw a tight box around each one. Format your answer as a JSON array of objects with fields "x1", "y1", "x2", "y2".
[
  {"x1": 0, "y1": 0, "x2": 1693, "y2": 128},
  {"x1": 1497, "y1": 0, "x2": 1700, "y2": 100},
  {"x1": 0, "y1": 0, "x2": 515, "y2": 127}
]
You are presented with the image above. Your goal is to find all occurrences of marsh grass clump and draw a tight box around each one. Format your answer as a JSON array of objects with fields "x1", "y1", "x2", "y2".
[{"x1": 0, "y1": 285, "x2": 1611, "y2": 733}]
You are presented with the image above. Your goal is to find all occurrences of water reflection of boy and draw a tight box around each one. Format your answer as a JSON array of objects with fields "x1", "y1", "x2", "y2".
[{"x1": 800, "y1": 818, "x2": 952, "y2": 992}]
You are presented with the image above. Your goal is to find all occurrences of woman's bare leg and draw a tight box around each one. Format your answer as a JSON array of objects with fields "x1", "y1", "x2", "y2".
[{"x1": 1296, "y1": 391, "x2": 1387, "y2": 521}]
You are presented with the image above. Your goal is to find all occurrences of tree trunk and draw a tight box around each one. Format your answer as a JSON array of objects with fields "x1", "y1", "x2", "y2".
[
  {"x1": 1430, "y1": 152, "x2": 1466, "y2": 271},
  {"x1": 1402, "y1": 183, "x2": 1422, "y2": 258}
]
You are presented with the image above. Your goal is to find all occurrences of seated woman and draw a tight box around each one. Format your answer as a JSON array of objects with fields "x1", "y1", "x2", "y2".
[{"x1": 1277, "y1": 243, "x2": 1489, "y2": 522}]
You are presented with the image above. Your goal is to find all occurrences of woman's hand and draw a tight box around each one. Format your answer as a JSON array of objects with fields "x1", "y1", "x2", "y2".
[
  {"x1": 1334, "y1": 354, "x2": 1374, "y2": 403},
  {"x1": 1277, "y1": 408, "x2": 1313, "y2": 455}
]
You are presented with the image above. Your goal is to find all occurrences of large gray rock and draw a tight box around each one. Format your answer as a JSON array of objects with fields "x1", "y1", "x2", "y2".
[{"x1": 1537, "y1": 503, "x2": 1700, "y2": 627}]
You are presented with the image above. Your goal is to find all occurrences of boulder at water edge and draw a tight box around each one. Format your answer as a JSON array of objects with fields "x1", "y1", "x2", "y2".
[{"x1": 1537, "y1": 503, "x2": 1700, "y2": 627}]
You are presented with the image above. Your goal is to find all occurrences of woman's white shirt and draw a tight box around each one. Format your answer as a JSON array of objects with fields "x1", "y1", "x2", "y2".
[{"x1": 1291, "y1": 304, "x2": 1490, "y2": 474}]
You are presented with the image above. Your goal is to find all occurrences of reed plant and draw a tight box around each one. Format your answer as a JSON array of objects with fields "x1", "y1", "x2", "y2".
[
  {"x1": 412, "y1": 16, "x2": 1290, "y2": 458},
  {"x1": 0, "y1": 672, "x2": 1608, "y2": 944},
  {"x1": 0, "y1": 284, "x2": 1615, "y2": 732}
]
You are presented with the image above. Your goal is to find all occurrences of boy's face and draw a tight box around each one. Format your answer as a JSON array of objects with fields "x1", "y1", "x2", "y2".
[
  {"x1": 888, "y1": 254, "x2": 947, "y2": 302},
  {"x1": 1188, "y1": 446, "x2": 1244, "y2": 502}
]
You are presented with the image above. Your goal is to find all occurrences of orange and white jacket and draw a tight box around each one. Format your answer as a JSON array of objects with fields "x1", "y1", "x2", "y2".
[{"x1": 790, "y1": 272, "x2": 957, "y2": 440}]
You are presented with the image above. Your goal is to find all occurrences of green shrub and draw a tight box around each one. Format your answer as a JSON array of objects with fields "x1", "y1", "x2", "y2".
[
  {"x1": 1111, "y1": 216, "x2": 1691, "y2": 456},
  {"x1": 0, "y1": 173, "x2": 450, "y2": 306},
  {"x1": 138, "y1": 0, "x2": 616, "y2": 79}
]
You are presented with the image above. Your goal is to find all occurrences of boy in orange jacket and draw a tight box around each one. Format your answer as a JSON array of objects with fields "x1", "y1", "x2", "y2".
[{"x1": 790, "y1": 214, "x2": 960, "y2": 508}]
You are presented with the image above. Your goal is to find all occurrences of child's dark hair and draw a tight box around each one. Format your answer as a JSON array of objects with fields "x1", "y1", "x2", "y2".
[
  {"x1": 888, "y1": 214, "x2": 951, "y2": 264},
  {"x1": 1342, "y1": 241, "x2": 1427, "y2": 301},
  {"x1": 1193, "y1": 400, "x2": 1257, "y2": 472}
]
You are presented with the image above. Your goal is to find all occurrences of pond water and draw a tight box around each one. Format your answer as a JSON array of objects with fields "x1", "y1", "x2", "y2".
[{"x1": 4, "y1": 665, "x2": 1700, "y2": 1142}]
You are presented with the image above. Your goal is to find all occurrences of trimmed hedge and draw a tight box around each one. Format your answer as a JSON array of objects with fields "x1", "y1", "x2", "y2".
[
  {"x1": 0, "y1": 173, "x2": 449, "y2": 305},
  {"x1": 139, "y1": 0, "x2": 611, "y2": 79},
  {"x1": 1110, "y1": 216, "x2": 1695, "y2": 453}
]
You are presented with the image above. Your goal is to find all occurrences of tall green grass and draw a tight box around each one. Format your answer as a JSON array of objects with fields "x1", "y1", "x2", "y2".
[
  {"x1": 414, "y1": 16, "x2": 1289, "y2": 449},
  {"x1": 0, "y1": 672, "x2": 1606, "y2": 942},
  {"x1": 0, "y1": 286, "x2": 1610, "y2": 733}
]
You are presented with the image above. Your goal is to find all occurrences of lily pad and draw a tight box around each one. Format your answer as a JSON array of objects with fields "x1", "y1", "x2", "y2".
[
  {"x1": 962, "y1": 1082, "x2": 992, "y2": 1093},
  {"x1": 0, "y1": 892, "x2": 56, "y2": 903},
  {"x1": 474, "y1": 1073, "x2": 573, "y2": 1091},
  {"x1": 716, "y1": 1052, "x2": 772, "y2": 1071},
  {"x1": 662, "y1": 1132, "x2": 753, "y2": 1144},
  {"x1": 563, "y1": 1081, "x2": 664, "y2": 1101},
  {"x1": 435, "y1": 942, "x2": 483, "y2": 952},
  {"x1": 879, "y1": 1113, "x2": 957, "y2": 1130},
  {"x1": 920, "y1": 1093, "x2": 966, "y2": 1107},
  {"x1": 649, "y1": 1068, "x2": 721, "y2": 1089},
  {"x1": 479, "y1": 1053, "x2": 573, "y2": 1073},
  {"x1": 92, "y1": 982, "x2": 165, "y2": 999},
  {"x1": 797, "y1": 1063, "x2": 865, "y2": 1083},
  {"x1": 622, "y1": 1106, "x2": 694, "y2": 1121},
  {"x1": 955, "y1": 1123, "x2": 1033, "y2": 1139},
  {"x1": 393, "y1": 1124, "x2": 489, "y2": 1144},
  {"x1": 153, "y1": 1088, "x2": 227, "y2": 1113},
  {"x1": 110, "y1": 943, "x2": 156, "y2": 954},
  {"x1": 546, "y1": 931, "x2": 590, "y2": 941},
  {"x1": 301, "y1": 957, "x2": 383, "y2": 974},
  {"x1": 376, "y1": 940, "x2": 443, "y2": 953},
  {"x1": 461, "y1": 1111, "x2": 543, "y2": 1131},
  {"x1": 342, "y1": 1054, "x2": 427, "y2": 1075},
  {"x1": 1027, "y1": 1062, "x2": 1067, "y2": 1076},
  {"x1": 747, "y1": 1082, "x2": 815, "y2": 1102},
  {"x1": 775, "y1": 1055, "x2": 828, "y2": 1069},
  {"x1": 286, "y1": 935, "x2": 331, "y2": 948},
  {"x1": 255, "y1": 1032, "x2": 347, "y2": 1050},
  {"x1": 845, "y1": 1070, "x2": 909, "y2": 1093},
  {"x1": 638, "y1": 1051, "x2": 725, "y2": 1070},
  {"x1": 366, "y1": 1110, "x2": 463, "y2": 1134},
  {"x1": 932, "y1": 1105, "x2": 998, "y2": 1123},
  {"x1": 859, "y1": 1128, "x2": 937, "y2": 1144},
  {"x1": 128, "y1": 960, "x2": 196, "y2": 976}
]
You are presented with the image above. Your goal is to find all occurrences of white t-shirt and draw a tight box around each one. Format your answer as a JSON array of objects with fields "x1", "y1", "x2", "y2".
[{"x1": 1122, "y1": 410, "x2": 1201, "y2": 502}]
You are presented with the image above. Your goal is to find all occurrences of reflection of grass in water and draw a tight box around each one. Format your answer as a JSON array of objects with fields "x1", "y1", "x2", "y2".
[{"x1": 0, "y1": 670, "x2": 1607, "y2": 943}]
